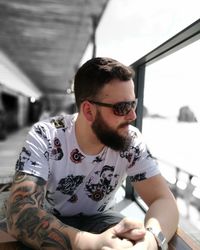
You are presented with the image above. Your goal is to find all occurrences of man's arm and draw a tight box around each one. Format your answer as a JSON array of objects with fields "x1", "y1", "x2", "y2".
[
  {"x1": 5, "y1": 172, "x2": 83, "y2": 249},
  {"x1": 5, "y1": 172, "x2": 140, "y2": 250},
  {"x1": 133, "y1": 174, "x2": 179, "y2": 248}
]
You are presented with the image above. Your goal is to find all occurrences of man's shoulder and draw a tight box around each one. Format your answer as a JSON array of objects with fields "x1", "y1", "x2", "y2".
[{"x1": 36, "y1": 113, "x2": 76, "y2": 131}]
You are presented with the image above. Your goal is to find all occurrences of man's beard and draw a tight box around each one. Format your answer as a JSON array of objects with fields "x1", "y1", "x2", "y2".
[{"x1": 91, "y1": 111, "x2": 132, "y2": 151}]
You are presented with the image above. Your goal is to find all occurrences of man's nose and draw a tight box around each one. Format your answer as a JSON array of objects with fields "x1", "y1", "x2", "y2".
[{"x1": 125, "y1": 108, "x2": 137, "y2": 121}]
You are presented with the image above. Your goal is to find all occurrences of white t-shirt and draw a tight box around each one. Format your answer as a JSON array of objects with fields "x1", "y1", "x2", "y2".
[{"x1": 16, "y1": 114, "x2": 160, "y2": 216}]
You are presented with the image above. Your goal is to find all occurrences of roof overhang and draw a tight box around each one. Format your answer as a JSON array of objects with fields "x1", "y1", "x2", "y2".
[{"x1": 0, "y1": 0, "x2": 109, "y2": 96}]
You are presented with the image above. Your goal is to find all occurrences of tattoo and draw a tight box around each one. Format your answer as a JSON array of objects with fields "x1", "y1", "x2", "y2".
[
  {"x1": 14, "y1": 172, "x2": 46, "y2": 186},
  {"x1": 41, "y1": 228, "x2": 72, "y2": 250},
  {"x1": 16, "y1": 207, "x2": 72, "y2": 249},
  {"x1": 14, "y1": 172, "x2": 28, "y2": 183},
  {"x1": 7, "y1": 172, "x2": 46, "y2": 231},
  {"x1": 9, "y1": 174, "x2": 45, "y2": 215},
  {"x1": 16, "y1": 207, "x2": 42, "y2": 239},
  {"x1": 9, "y1": 190, "x2": 35, "y2": 214},
  {"x1": 6, "y1": 172, "x2": 72, "y2": 249}
]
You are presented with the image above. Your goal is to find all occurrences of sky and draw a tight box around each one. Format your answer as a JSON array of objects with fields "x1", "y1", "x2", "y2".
[
  {"x1": 82, "y1": 0, "x2": 200, "y2": 65},
  {"x1": 81, "y1": 0, "x2": 200, "y2": 119},
  {"x1": 144, "y1": 40, "x2": 200, "y2": 118}
]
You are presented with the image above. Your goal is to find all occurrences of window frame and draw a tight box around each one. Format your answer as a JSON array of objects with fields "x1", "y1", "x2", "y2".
[
  {"x1": 125, "y1": 18, "x2": 200, "y2": 209},
  {"x1": 131, "y1": 18, "x2": 200, "y2": 132}
]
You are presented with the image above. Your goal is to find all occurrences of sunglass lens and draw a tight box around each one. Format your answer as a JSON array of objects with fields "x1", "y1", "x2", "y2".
[
  {"x1": 114, "y1": 101, "x2": 137, "y2": 116},
  {"x1": 114, "y1": 102, "x2": 131, "y2": 116}
]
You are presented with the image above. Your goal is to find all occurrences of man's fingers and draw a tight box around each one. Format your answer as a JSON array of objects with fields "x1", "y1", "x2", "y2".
[
  {"x1": 114, "y1": 218, "x2": 145, "y2": 234},
  {"x1": 102, "y1": 244, "x2": 134, "y2": 250},
  {"x1": 118, "y1": 228, "x2": 145, "y2": 241},
  {"x1": 112, "y1": 218, "x2": 146, "y2": 241},
  {"x1": 101, "y1": 236, "x2": 134, "y2": 250}
]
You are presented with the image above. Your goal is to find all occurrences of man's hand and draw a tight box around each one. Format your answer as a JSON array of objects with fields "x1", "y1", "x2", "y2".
[
  {"x1": 100, "y1": 221, "x2": 158, "y2": 250},
  {"x1": 112, "y1": 218, "x2": 146, "y2": 242},
  {"x1": 77, "y1": 217, "x2": 146, "y2": 250},
  {"x1": 87, "y1": 218, "x2": 146, "y2": 250}
]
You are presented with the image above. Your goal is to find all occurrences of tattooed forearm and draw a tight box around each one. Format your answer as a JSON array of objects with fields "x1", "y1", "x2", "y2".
[
  {"x1": 16, "y1": 207, "x2": 43, "y2": 240},
  {"x1": 8, "y1": 174, "x2": 45, "y2": 216},
  {"x1": 6, "y1": 172, "x2": 73, "y2": 249},
  {"x1": 41, "y1": 228, "x2": 72, "y2": 250},
  {"x1": 15, "y1": 207, "x2": 72, "y2": 249},
  {"x1": 16, "y1": 207, "x2": 53, "y2": 242},
  {"x1": 9, "y1": 186, "x2": 34, "y2": 213}
]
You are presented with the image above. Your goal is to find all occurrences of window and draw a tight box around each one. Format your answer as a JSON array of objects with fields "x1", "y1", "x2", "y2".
[
  {"x1": 142, "y1": 40, "x2": 200, "y2": 228},
  {"x1": 131, "y1": 19, "x2": 200, "y2": 238},
  {"x1": 143, "y1": 40, "x2": 200, "y2": 178}
]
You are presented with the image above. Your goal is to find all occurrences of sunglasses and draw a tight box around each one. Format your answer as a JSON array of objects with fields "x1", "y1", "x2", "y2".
[{"x1": 88, "y1": 99, "x2": 138, "y2": 116}]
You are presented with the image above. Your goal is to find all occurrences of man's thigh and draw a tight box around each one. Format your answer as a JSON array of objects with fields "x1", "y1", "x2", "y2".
[
  {"x1": 82, "y1": 210, "x2": 124, "y2": 233},
  {"x1": 57, "y1": 210, "x2": 124, "y2": 233}
]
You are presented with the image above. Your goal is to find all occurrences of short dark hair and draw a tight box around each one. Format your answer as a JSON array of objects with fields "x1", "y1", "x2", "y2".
[{"x1": 74, "y1": 57, "x2": 134, "y2": 110}]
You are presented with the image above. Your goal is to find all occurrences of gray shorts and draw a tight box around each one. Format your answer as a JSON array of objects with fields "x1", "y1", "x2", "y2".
[{"x1": 56, "y1": 210, "x2": 124, "y2": 233}]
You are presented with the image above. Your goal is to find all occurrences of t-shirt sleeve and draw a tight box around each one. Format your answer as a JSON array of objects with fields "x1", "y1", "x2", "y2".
[
  {"x1": 15, "y1": 122, "x2": 52, "y2": 181},
  {"x1": 127, "y1": 127, "x2": 160, "y2": 182}
]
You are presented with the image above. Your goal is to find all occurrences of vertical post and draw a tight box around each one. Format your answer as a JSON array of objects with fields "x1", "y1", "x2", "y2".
[
  {"x1": 125, "y1": 64, "x2": 146, "y2": 199},
  {"x1": 91, "y1": 15, "x2": 98, "y2": 58},
  {"x1": 134, "y1": 64, "x2": 146, "y2": 132},
  {"x1": 125, "y1": 177, "x2": 134, "y2": 200}
]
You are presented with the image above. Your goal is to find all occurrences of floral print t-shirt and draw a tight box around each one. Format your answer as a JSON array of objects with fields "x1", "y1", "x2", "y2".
[{"x1": 15, "y1": 113, "x2": 160, "y2": 216}]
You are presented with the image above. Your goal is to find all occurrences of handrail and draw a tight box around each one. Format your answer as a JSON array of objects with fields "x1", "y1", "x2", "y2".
[
  {"x1": 169, "y1": 227, "x2": 200, "y2": 250},
  {"x1": 124, "y1": 159, "x2": 200, "y2": 249}
]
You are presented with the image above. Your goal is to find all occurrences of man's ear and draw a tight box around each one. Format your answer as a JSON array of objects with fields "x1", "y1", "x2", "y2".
[{"x1": 81, "y1": 101, "x2": 95, "y2": 122}]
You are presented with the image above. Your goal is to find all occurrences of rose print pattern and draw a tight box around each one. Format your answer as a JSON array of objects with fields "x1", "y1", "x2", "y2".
[{"x1": 70, "y1": 148, "x2": 85, "y2": 163}]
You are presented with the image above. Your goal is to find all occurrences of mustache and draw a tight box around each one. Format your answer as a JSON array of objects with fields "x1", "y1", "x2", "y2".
[{"x1": 118, "y1": 122, "x2": 131, "y2": 129}]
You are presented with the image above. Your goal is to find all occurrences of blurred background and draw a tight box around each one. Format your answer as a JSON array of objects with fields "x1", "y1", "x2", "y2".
[{"x1": 0, "y1": 0, "x2": 199, "y2": 243}]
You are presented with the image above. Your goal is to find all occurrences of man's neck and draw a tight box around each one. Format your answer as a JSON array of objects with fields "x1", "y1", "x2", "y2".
[{"x1": 75, "y1": 114, "x2": 105, "y2": 155}]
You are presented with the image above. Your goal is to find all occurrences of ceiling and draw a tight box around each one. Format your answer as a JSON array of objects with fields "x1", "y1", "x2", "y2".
[{"x1": 0, "y1": 0, "x2": 109, "y2": 96}]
